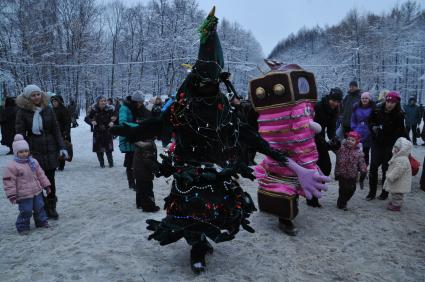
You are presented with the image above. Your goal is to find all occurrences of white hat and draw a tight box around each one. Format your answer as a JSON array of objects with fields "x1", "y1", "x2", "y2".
[{"x1": 23, "y1": 85, "x2": 42, "y2": 98}]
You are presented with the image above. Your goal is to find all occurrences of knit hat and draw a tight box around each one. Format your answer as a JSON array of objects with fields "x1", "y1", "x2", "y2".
[
  {"x1": 12, "y1": 134, "x2": 29, "y2": 155},
  {"x1": 132, "y1": 91, "x2": 145, "y2": 102},
  {"x1": 385, "y1": 91, "x2": 401, "y2": 103},
  {"x1": 361, "y1": 92, "x2": 371, "y2": 100},
  {"x1": 349, "y1": 80, "x2": 358, "y2": 87},
  {"x1": 346, "y1": 131, "x2": 361, "y2": 145},
  {"x1": 328, "y1": 88, "x2": 343, "y2": 101},
  {"x1": 95, "y1": 95, "x2": 106, "y2": 103},
  {"x1": 23, "y1": 85, "x2": 41, "y2": 98}
]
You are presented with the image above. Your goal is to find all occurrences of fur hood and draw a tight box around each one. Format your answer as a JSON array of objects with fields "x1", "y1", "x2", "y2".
[
  {"x1": 90, "y1": 103, "x2": 115, "y2": 113},
  {"x1": 391, "y1": 137, "x2": 412, "y2": 159},
  {"x1": 16, "y1": 92, "x2": 50, "y2": 112}
]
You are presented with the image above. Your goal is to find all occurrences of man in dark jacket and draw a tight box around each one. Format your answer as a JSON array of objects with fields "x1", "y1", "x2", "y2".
[
  {"x1": 403, "y1": 97, "x2": 421, "y2": 145},
  {"x1": 340, "y1": 81, "x2": 361, "y2": 135},
  {"x1": 51, "y1": 95, "x2": 72, "y2": 170},
  {"x1": 0, "y1": 97, "x2": 17, "y2": 154},
  {"x1": 310, "y1": 88, "x2": 342, "y2": 207},
  {"x1": 367, "y1": 91, "x2": 407, "y2": 200}
]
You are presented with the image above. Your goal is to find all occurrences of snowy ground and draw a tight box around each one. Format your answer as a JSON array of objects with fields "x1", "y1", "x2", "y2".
[{"x1": 1, "y1": 118, "x2": 425, "y2": 282}]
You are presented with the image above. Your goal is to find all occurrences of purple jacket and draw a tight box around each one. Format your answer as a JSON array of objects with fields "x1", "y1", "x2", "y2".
[{"x1": 351, "y1": 103, "x2": 373, "y2": 147}]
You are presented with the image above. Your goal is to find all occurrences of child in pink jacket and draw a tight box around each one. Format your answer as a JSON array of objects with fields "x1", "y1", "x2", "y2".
[
  {"x1": 3, "y1": 134, "x2": 51, "y2": 234},
  {"x1": 335, "y1": 131, "x2": 368, "y2": 210}
]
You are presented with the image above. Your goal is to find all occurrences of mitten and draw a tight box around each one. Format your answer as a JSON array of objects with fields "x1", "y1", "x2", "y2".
[{"x1": 7, "y1": 195, "x2": 17, "y2": 204}]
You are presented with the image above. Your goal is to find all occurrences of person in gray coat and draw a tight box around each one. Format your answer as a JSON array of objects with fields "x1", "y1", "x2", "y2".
[
  {"x1": 340, "y1": 81, "x2": 361, "y2": 135},
  {"x1": 403, "y1": 97, "x2": 421, "y2": 145}
]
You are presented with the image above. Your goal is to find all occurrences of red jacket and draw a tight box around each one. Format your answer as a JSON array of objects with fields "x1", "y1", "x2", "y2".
[{"x1": 335, "y1": 142, "x2": 367, "y2": 180}]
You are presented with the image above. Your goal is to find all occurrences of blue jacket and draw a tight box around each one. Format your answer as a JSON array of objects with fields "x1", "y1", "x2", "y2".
[
  {"x1": 403, "y1": 104, "x2": 421, "y2": 127},
  {"x1": 118, "y1": 103, "x2": 138, "y2": 153}
]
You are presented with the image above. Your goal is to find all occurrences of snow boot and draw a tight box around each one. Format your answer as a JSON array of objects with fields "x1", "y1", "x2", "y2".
[
  {"x1": 97, "y1": 153, "x2": 105, "y2": 168},
  {"x1": 46, "y1": 197, "x2": 59, "y2": 220},
  {"x1": 278, "y1": 218, "x2": 298, "y2": 236},
  {"x1": 378, "y1": 190, "x2": 389, "y2": 200},
  {"x1": 387, "y1": 202, "x2": 401, "y2": 211},
  {"x1": 106, "y1": 152, "x2": 114, "y2": 168},
  {"x1": 306, "y1": 197, "x2": 322, "y2": 208},
  {"x1": 190, "y1": 240, "x2": 212, "y2": 274}
]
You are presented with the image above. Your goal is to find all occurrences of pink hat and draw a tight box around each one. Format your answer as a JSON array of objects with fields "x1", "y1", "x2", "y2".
[
  {"x1": 386, "y1": 91, "x2": 401, "y2": 103},
  {"x1": 361, "y1": 92, "x2": 371, "y2": 100},
  {"x1": 12, "y1": 134, "x2": 29, "y2": 155}
]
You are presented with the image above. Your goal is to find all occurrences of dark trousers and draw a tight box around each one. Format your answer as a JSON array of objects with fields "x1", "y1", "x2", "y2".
[
  {"x1": 124, "y1": 152, "x2": 135, "y2": 187},
  {"x1": 316, "y1": 142, "x2": 332, "y2": 176},
  {"x1": 368, "y1": 144, "x2": 392, "y2": 197},
  {"x1": 362, "y1": 146, "x2": 370, "y2": 166},
  {"x1": 406, "y1": 126, "x2": 417, "y2": 144},
  {"x1": 337, "y1": 177, "x2": 356, "y2": 208},
  {"x1": 44, "y1": 169, "x2": 56, "y2": 199},
  {"x1": 135, "y1": 179, "x2": 155, "y2": 208},
  {"x1": 58, "y1": 159, "x2": 65, "y2": 170},
  {"x1": 96, "y1": 152, "x2": 113, "y2": 167},
  {"x1": 16, "y1": 193, "x2": 47, "y2": 232}
]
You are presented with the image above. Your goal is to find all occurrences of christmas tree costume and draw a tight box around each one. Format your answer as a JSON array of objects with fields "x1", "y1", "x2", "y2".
[
  {"x1": 250, "y1": 60, "x2": 324, "y2": 236},
  {"x1": 111, "y1": 8, "x2": 329, "y2": 274}
]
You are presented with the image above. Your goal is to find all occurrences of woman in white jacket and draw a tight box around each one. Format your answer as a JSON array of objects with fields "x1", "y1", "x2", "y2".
[{"x1": 383, "y1": 137, "x2": 412, "y2": 211}]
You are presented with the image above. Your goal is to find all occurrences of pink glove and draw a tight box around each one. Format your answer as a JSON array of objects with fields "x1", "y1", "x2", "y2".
[
  {"x1": 7, "y1": 195, "x2": 17, "y2": 204},
  {"x1": 286, "y1": 158, "x2": 331, "y2": 199}
]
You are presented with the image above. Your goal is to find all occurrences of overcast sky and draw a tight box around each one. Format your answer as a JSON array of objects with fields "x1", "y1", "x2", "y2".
[{"x1": 117, "y1": 0, "x2": 424, "y2": 56}]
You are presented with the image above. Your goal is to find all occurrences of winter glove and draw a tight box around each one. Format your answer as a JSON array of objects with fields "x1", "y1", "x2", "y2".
[
  {"x1": 327, "y1": 138, "x2": 341, "y2": 152},
  {"x1": 286, "y1": 158, "x2": 331, "y2": 200},
  {"x1": 59, "y1": 149, "x2": 69, "y2": 160},
  {"x1": 44, "y1": 186, "x2": 51, "y2": 195},
  {"x1": 7, "y1": 195, "x2": 17, "y2": 204}
]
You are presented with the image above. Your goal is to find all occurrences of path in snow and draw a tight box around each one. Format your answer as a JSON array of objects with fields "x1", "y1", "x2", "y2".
[{"x1": 1, "y1": 118, "x2": 425, "y2": 281}]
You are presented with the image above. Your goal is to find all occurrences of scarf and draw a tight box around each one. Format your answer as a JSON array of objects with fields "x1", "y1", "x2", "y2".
[
  {"x1": 14, "y1": 155, "x2": 37, "y2": 172},
  {"x1": 32, "y1": 107, "x2": 43, "y2": 135}
]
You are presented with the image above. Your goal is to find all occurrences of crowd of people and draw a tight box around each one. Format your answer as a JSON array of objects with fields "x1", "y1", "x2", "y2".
[
  {"x1": 0, "y1": 78, "x2": 423, "y2": 273},
  {"x1": 0, "y1": 80, "x2": 424, "y2": 231}
]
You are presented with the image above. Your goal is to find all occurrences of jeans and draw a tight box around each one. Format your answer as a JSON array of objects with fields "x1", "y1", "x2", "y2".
[{"x1": 16, "y1": 193, "x2": 48, "y2": 232}]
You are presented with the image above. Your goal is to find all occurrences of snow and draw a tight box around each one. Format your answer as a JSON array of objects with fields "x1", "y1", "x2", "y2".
[{"x1": 1, "y1": 117, "x2": 425, "y2": 281}]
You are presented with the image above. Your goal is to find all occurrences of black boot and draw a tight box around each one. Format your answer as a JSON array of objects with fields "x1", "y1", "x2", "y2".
[
  {"x1": 306, "y1": 197, "x2": 322, "y2": 208},
  {"x1": 190, "y1": 240, "x2": 212, "y2": 274},
  {"x1": 106, "y1": 152, "x2": 114, "y2": 168},
  {"x1": 367, "y1": 172, "x2": 377, "y2": 200},
  {"x1": 278, "y1": 218, "x2": 298, "y2": 236},
  {"x1": 97, "y1": 153, "x2": 105, "y2": 168},
  {"x1": 378, "y1": 190, "x2": 389, "y2": 200},
  {"x1": 45, "y1": 197, "x2": 59, "y2": 220},
  {"x1": 126, "y1": 168, "x2": 136, "y2": 190}
]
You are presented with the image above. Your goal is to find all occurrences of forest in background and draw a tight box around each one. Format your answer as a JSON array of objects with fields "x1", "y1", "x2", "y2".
[
  {"x1": 0, "y1": 0, "x2": 263, "y2": 106},
  {"x1": 269, "y1": 1, "x2": 425, "y2": 103}
]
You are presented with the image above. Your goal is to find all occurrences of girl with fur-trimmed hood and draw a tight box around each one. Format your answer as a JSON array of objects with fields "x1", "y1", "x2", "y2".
[
  {"x1": 15, "y1": 85, "x2": 68, "y2": 220},
  {"x1": 383, "y1": 137, "x2": 412, "y2": 211}
]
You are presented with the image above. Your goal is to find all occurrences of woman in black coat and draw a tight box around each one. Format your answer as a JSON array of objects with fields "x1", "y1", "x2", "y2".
[
  {"x1": 0, "y1": 97, "x2": 17, "y2": 154},
  {"x1": 15, "y1": 85, "x2": 68, "y2": 219},
  {"x1": 87, "y1": 96, "x2": 116, "y2": 167},
  {"x1": 51, "y1": 95, "x2": 72, "y2": 170},
  {"x1": 309, "y1": 88, "x2": 342, "y2": 207},
  {"x1": 367, "y1": 91, "x2": 407, "y2": 201}
]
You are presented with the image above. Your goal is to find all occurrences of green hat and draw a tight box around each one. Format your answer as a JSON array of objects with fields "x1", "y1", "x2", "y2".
[{"x1": 192, "y1": 6, "x2": 224, "y2": 81}]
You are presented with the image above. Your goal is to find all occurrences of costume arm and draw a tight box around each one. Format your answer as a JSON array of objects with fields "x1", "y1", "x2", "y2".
[
  {"x1": 111, "y1": 116, "x2": 165, "y2": 142},
  {"x1": 238, "y1": 121, "x2": 288, "y2": 164}
]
